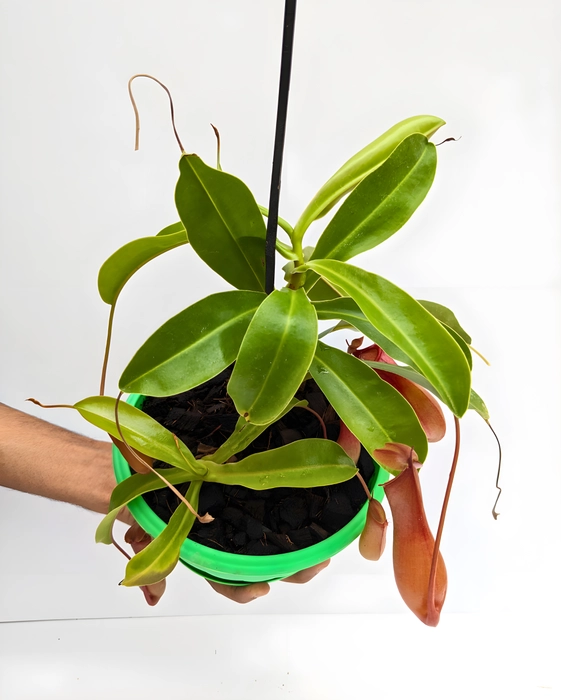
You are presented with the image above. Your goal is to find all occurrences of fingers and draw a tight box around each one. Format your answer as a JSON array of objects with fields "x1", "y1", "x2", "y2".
[
  {"x1": 207, "y1": 580, "x2": 271, "y2": 604},
  {"x1": 282, "y1": 559, "x2": 331, "y2": 584},
  {"x1": 123, "y1": 523, "x2": 166, "y2": 606},
  {"x1": 205, "y1": 559, "x2": 331, "y2": 603},
  {"x1": 116, "y1": 506, "x2": 136, "y2": 526}
]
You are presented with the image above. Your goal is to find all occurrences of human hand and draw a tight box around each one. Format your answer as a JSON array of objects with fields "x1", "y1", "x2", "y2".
[
  {"x1": 207, "y1": 559, "x2": 331, "y2": 603},
  {"x1": 120, "y1": 513, "x2": 330, "y2": 605}
]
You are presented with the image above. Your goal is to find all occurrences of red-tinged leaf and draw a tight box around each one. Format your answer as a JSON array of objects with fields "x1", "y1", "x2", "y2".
[
  {"x1": 376, "y1": 369, "x2": 446, "y2": 442},
  {"x1": 111, "y1": 436, "x2": 152, "y2": 474},
  {"x1": 383, "y1": 463, "x2": 447, "y2": 626},
  {"x1": 337, "y1": 421, "x2": 361, "y2": 464},
  {"x1": 359, "y1": 499, "x2": 388, "y2": 561},
  {"x1": 355, "y1": 343, "x2": 446, "y2": 442},
  {"x1": 354, "y1": 343, "x2": 396, "y2": 365},
  {"x1": 373, "y1": 442, "x2": 422, "y2": 475}
]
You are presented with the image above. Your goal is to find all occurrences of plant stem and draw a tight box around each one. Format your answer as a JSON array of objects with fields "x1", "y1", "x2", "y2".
[
  {"x1": 99, "y1": 303, "x2": 116, "y2": 397},
  {"x1": 356, "y1": 472, "x2": 373, "y2": 501},
  {"x1": 294, "y1": 404, "x2": 327, "y2": 439},
  {"x1": 264, "y1": 0, "x2": 298, "y2": 293},
  {"x1": 427, "y1": 415, "x2": 461, "y2": 607}
]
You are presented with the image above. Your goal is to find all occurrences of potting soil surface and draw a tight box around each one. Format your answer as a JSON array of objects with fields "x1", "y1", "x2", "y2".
[{"x1": 140, "y1": 367, "x2": 375, "y2": 555}]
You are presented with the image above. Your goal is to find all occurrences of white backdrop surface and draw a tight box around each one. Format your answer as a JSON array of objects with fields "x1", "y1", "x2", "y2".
[{"x1": 0, "y1": 1, "x2": 559, "y2": 689}]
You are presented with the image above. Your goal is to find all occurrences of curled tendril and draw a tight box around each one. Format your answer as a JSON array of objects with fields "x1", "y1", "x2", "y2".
[
  {"x1": 487, "y1": 421, "x2": 502, "y2": 519},
  {"x1": 128, "y1": 74, "x2": 185, "y2": 153}
]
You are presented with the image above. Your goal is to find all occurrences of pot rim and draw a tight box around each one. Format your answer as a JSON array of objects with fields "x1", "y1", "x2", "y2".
[{"x1": 113, "y1": 393, "x2": 386, "y2": 584}]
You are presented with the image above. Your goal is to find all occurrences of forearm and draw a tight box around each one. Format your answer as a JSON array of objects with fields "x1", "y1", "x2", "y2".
[{"x1": 0, "y1": 403, "x2": 114, "y2": 514}]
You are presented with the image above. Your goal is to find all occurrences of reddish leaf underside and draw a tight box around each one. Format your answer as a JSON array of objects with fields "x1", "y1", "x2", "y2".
[
  {"x1": 354, "y1": 342, "x2": 446, "y2": 443},
  {"x1": 359, "y1": 499, "x2": 388, "y2": 561},
  {"x1": 383, "y1": 463, "x2": 447, "y2": 626}
]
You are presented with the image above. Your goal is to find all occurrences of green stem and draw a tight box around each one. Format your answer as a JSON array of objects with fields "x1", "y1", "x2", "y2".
[
  {"x1": 276, "y1": 239, "x2": 298, "y2": 260},
  {"x1": 259, "y1": 205, "x2": 295, "y2": 240},
  {"x1": 99, "y1": 304, "x2": 116, "y2": 396}
]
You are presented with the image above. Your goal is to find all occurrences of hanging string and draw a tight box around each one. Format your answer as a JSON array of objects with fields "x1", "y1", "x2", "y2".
[{"x1": 265, "y1": 0, "x2": 298, "y2": 294}]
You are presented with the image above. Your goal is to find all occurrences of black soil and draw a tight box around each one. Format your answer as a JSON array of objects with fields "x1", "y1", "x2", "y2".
[{"x1": 139, "y1": 366, "x2": 375, "y2": 556}]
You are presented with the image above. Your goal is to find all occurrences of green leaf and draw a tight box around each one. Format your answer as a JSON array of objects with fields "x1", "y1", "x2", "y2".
[
  {"x1": 311, "y1": 134, "x2": 437, "y2": 262},
  {"x1": 228, "y1": 288, "x2": 318, "y2": 425},
  {"x1": 175, "y1": 155, "x2": 266, "y2": 291},
  {"x1": 156, "y1": 221, "x2": 187, "y2": 237},
  {"x1": 312, "y1": 297, "x2": 416, "y2": 366},
  {"x1": 363, "y1": 360, "x2": 489, "y2": 421},
  {"x1": 293, "y1": 115, "x2": 445, "y2": 240},
  {"x1": 305, "y1": 273, "x2": 342, "y2": 301},
  {"x1": 95, "y1": 467, "x2": 189, "y2": 544},
  {"x1": 211, "y1": 397, "x2": 307, "y2": 464},
  {"x1": 418, "y1": 300, "x2": 472, "y2": 344},
  {"x1": 98, "y1": 223, "x2": 187, "y2": 305},
  {"x1": 442, "y1": 323, "x2": 472, "y2": 370},
  {"x1": 74, "y1": 396, "x2": 205, "y2": 476},
  {"x1": 307, "y1": 260, "x2": 471, "y2": 416},
  {"x1": 204, "y1": 439, "x2": 357, "y2": 490},
  {"x1": 119, "y1": 291, "x2": 264, "y2": 396},
  {"x1": 468, "y1": 389, "x2": 490, "y2": 421},
  {"x1": 309, "y1": 342, "x2": 428, "y2": 462},
  {"x1": 122, "y1": 481, "x2": 202, "y2": 587}
]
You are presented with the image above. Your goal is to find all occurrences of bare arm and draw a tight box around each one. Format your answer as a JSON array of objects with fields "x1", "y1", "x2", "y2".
[
  {"x1": 0, "y1": 402, "x2": 328, "y2": 604},
  {"x1": 0, "y1": 402, "x2": 113, "y2": 514}
]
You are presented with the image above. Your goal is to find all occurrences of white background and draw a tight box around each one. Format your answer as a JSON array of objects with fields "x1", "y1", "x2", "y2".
[{"x1": 1, "y1": 0, "x2": 559, "y2": 697}]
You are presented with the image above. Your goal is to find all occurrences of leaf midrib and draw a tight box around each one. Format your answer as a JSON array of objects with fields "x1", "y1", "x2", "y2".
[
  {"x1": 312, "y1": 264, "x2": 460, "y2": 409},
  {"x1": 186, "y1": 159, "x2": 264, "y2": 291},
  {"x1": 126, "y1": 504, "x2": 191, "y2": 582},
  {"x1": 244, "y1": 291, "x2": 299, "y2": 419},
  {"x1": 78, "y1": 405, "x2": 189, "y2": 468},
  {"x1": 124, "y1": 304, "x2": 256, "y2": 387},
  {"x1": 312, "y1": 352, "x2": 395, "y2": 447},
  {"x1": 322, "y1": 143, "x2": 431, "y2": 260}
]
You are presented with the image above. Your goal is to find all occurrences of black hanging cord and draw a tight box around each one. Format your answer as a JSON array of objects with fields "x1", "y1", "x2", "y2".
[{"x1": 265, "y1": 0, "x2": 297, "y2": 294}]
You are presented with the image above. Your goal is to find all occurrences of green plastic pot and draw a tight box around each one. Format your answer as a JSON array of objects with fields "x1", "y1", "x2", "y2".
[{"x1": 113, "y1": 393, "x2": 387, "y2": 586}]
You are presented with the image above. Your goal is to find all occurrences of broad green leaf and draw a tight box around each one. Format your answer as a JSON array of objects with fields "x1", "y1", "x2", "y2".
[
  {"x1": 204, "y1": 439, "x2": 357, "y2": 489},
  {"x1": 418, "y1": 300, "x2": 472, "y2": 344},
  {"x1": 98, "y1": 223, "x2": 187, "y2": 305},
  {"x1": 211, "y1": 397, "x2": 307, "y2": 464},
  {"x1": 96, "y1": 467, "x2": 189, "y2": 544},
  {"x1": 442, "y1": 323, "x2": 472, "y2": 370},
  {"x1": 122, "y1": 481, "x2": 202, "y2": 587},
  {"x1": 312, "y1": 297, "x2": 416, "y2": 366},
  {"x1": 307, "y1": 260, "x2": 471, "y2": 416},
  {"x1": 228, "y1": 288, "x2": 318, "y2": 425},
  {"x1": 119, "y1": 291, "x2": 264, "y2": 396},
  {"x1": 312, "y1": 135, "x2": 436, "y2": 262},
  {"x1": 309, "y1": 343, "x2": 428, "y2": 462},
  {"x1": 363, "y1": 360, "x2": 489, "y2": 421},
  {"x1": 74, "y1": 396, "x2": 205, "y2": 476},
  {"x1": 293, "y1": 115, "x2": 445, "y2": 240},
  {"x1": 175, "y1": 155, "x2": 266, "y2": 291}
]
